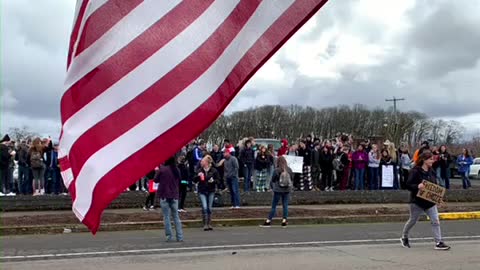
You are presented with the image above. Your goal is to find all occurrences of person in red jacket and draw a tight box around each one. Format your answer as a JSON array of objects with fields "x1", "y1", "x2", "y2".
[{"x1": 278, "y1": 139, "x2": 289, "y2": 156}]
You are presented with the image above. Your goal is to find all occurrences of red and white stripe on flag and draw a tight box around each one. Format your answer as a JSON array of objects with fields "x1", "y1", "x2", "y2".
[{"x1": 59, "y1": 0, "x2": 329, "y2": 234}]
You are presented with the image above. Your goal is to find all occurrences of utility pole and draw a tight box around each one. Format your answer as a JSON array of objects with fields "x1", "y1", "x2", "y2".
[{"x1": 385, "y1": 96, "x2": 405, "y2": 144}]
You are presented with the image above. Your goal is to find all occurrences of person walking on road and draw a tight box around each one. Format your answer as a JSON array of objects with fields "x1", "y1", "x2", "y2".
[
  {"x1": 261, "y1": 156, "x2": 293, "y2": 228},
  {"x1": 401, "y1": 151, "x2": 450, "y2": 250},
  {"x1": 155, "y1": 156, "x2": 183, "y2": 242},
  {"x1": 193, "y1": 155, "x2": 220, "y2": 231}
]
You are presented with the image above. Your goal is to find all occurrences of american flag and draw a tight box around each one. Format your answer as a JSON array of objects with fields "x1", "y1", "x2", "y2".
[{"x1": 59, "y1": 0, "x2": 329, "y2": 234}]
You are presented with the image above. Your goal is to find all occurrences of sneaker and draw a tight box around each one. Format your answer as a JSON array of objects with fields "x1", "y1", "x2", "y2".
[
  {"x1": 0, "y1": 192, "x2": 4, "y2": 196},
  {"x1": 143, "y1": 206, "x2": 148, "y2": 211},
  {"x1": 234, "y1": 206, "x2": 241, "y2": 209},
  {"x1": 325, "y1": 187, "x2": 330, "y2": 191},
  {"x1": 178, "y1": 209, "x2": 187, "y2": 213},
  {"x1": 230, "y1": 206, "x2": 235, "y2": 210},
  {"x1": 149, "y1": 205, "x2": 155, "y2": 210},
  {"x1": 329, "y1": 187, "x2": 334, "y2": 191},
  {"x1": 435, "y1": 242, "x2": 451, "y2": 250},
  {"x1": 7, "y1": 192, "x2": 16, "y2": 196},
  {"x1": 40, "y1": 189, "x2": 45, "y2": 195},
  {"x1": 401, "y1": 238, "x2": 410, "y2": 248},
  {"x1": 260, "y1": 220, "x2": 271, "y2": 227},
  {"x1": 281, "y1": 219, "x2": 288, "y2": 228}
]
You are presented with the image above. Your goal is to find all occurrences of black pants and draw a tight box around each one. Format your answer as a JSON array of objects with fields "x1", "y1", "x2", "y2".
[
  {"x1": 321, "y1": 169, "x2": 333, "y2": 189},
  {"x1": 179, "y1": 184, "x2": 188, "y2": 210},
  {"x1": 145, "y1": 192, "x2": 155, "y2": 208},
  {"x1": 401, "y1": 169, "x2": 409, "y2": 190},
  {"x1": 312, "y1": 166, "x2": 321, "y2": 189},
  {"x1": 0, "y1": 167, "x2": 10, "y2": 194}
]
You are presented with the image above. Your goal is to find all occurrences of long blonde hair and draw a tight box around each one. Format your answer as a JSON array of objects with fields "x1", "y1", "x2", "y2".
[
  {"x1": 29, "y1": 137, "x2": 44, "y2": 153},
  {"x1": 276, "y1": 156, "x2": 288, "y2": 173},
  {"x1": 387, "y1": 143, "x2": 397, "y2": 163}
]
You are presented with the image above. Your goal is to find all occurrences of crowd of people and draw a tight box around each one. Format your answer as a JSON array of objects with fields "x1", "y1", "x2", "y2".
[
  {"x1": 161, "y1": 134, "x2": 475, "y2": 199},
  {"x1": 147, "y1": 138, "x2": 454, "y2": 250},
  {"x1": 0, "y1": 135, "x2": 65, "y2": 196}
]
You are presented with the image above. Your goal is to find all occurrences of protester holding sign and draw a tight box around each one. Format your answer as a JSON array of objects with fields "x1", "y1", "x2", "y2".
[{"x1": 401, "y1": 151, "x2": 450, "y2": 250}]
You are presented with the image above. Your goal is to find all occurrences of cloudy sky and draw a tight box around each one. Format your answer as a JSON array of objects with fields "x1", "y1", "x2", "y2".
[{"x1": 2, "y1": 0, "x2": 480, "y2": 139}]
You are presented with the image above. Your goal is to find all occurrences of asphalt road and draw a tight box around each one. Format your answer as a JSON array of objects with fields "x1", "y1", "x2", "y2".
[{"x1": 2, "y1": 220, "x2": 480, "y2": 269}]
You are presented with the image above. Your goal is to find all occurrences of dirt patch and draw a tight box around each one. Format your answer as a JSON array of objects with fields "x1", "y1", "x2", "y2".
[{"x1": 2, "y1": 204, "x2": 478, "y2": 227}]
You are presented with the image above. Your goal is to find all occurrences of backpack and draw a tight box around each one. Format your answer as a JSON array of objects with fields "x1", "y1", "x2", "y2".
[
  {"x1": 278, "y1": 170, "x2": 292, "y2": 188},
  {"x1": 333, "y1": 153, "x2": 344, "y2": 171},
  {"x1": 213, "y1": 192, "x2": 224, "y2": 207},
  {"x1": 30, "y1": 151, "x2": 43, "y2": 169}
]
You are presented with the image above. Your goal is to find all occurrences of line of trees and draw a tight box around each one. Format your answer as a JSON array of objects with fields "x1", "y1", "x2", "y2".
[
  {"x1": 201, "y1": 104, "x2": 467, "y2": 149},
  {"x1": 3, "y1": 105, "x2": 477, "y2": 156}
]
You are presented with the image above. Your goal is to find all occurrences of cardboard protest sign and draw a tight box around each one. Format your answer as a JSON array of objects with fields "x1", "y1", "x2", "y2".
[
  {"x1": 417, "y1": 180, "x2": 446, "y2": 204},
  {"x1": 283, "y1": 155, "x2": 304, "y2": 173},
  {"x1": 381, "y1": 165, "x2": 394, "y2": 188}
]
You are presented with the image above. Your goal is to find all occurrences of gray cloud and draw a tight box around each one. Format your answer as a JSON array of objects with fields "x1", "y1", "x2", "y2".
[{"x1": 1, "y1": 0, "x2": 480, "y2": 138}]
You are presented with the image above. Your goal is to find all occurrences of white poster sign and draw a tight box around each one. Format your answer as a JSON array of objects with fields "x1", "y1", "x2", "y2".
[
  {"x1": 283, "y1": 155, "x2": 304, "y2": 173},
  {"x1": 381, "y1": 165, "x2": 394, "y2": 188}
]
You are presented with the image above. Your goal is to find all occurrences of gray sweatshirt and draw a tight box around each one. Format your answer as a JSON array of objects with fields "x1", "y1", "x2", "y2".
[{"x1": 224, "y1": 156, "x2": 239, "y2": 179}]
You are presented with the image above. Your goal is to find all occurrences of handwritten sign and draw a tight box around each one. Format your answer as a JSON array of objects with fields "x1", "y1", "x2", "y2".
[
  {"x1": 381, "y1": 165, "x2": 394, "y2": 188},
  {"x1": 283, "y1": 155, "x2": 304, "y2": 173},
  {"x1": 417, "y1": 180, "x2": 446, "y2": 204}
]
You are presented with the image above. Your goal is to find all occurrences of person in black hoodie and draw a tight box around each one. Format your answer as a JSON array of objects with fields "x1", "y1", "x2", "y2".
[
  {"x1": 177, "y1": 155, "x2": 190, "y2": 213},
  {"x1": 401, "y1": 151, "x2": 450, "y2": 250},
  {"x1": 0, "y1": 135, "x2": 14, "y2": 195},
  {"x1": 379, "y1": 149, "x2": 399, "y2": 190},
  {"x1": 254, "y1": 146, "x2": 270, "y2": 192},
  {"x1": 305, "y1": 135, "x2": 315, "y2": 151},
  {"x1": 15, "y1": 141, "x2": 30, "y2": 195},
  {"x1": 319, "y1": 145, "x2": 334, "y2": 191},
  {"x1": 311, "y1": 143, "x2": 321, "y2": 191},
  {"x1": 210, "y1": 145, "x2": 225, "y2": 190},
  {"x1": 297, "y1": 141, "x2": 313, "y2": 191},
  {"x1": 438, "y1": 145, "x2": 451, "y2": 189},
  {"x1": 239, "y1": 140, "x2": 255, "y2": 192}
]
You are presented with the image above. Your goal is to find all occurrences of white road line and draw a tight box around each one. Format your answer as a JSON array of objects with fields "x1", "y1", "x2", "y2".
[{"x1": 2, "y1": 235, "x2": 480, "y2": 260}]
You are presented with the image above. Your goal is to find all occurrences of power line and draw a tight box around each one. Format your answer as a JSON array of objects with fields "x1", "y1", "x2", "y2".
[{"x1": 385, "y1": 96, "x2": 405, "y2": 125}]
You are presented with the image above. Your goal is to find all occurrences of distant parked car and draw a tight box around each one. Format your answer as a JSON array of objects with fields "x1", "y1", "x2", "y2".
[
  {"x1": 449, "y1": 155, "x2": 459, "y2": 178},
  {"x1": 254, "y1": 138, "x2": 282, "y2": 154},
  {"x1": 469, "y1": 158, "x2": 480, "y2": 179}
]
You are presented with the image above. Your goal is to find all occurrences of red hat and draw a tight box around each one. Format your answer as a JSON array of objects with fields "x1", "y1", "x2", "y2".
[{"x1": 225, "y1": 144, "x2": 235, "y2": 154}]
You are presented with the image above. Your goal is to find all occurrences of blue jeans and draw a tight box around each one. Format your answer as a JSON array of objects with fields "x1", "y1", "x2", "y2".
[
  {"x1": 436, "y1": 167, "x2": 445, "y2": 187},
  {"x1": 46, "y1": 167, "x2": 62, "y2": 194},
  {"x1": 268, "y1": 192, "x2": 289, "y2": 220},
  {"x1": 354, "y1": 169, "x2": 365, "y2": 190},
  {"x1": 160, "y1": 199, "x2": 183, "y2": 241},
  {"x1": 445, "y1": 168, "x2": 450, "y2": 189},
  {"x1": 199, "y1": 192, "x2": 215, "y2": 215},
  {"x1": 461, "y1": 172, "x2": 471, "y2": 189},
  {"x1": 226, "y1": 176, "x2": 241, "y2": 207},
  {"x1": 18, "y1": 166, "x2": 31, "y2": 195},
  {"x1": 369, "y1": 167, "x2": 379, "y2": 190},
  {"x1": 243, "y1": 164, "x2": 253, "y2": 192}
]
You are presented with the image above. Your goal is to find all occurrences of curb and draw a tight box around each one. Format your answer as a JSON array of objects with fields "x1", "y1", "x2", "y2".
[
  {"x1": 1, "y1": 215, "x2": 408, "y2": 235},
  {"x1": 2, "y1": 212, "x2": 478, "y2": 236},
  {"x1": 438, "y1": 211, "x2": 480, "y2": 220}
]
